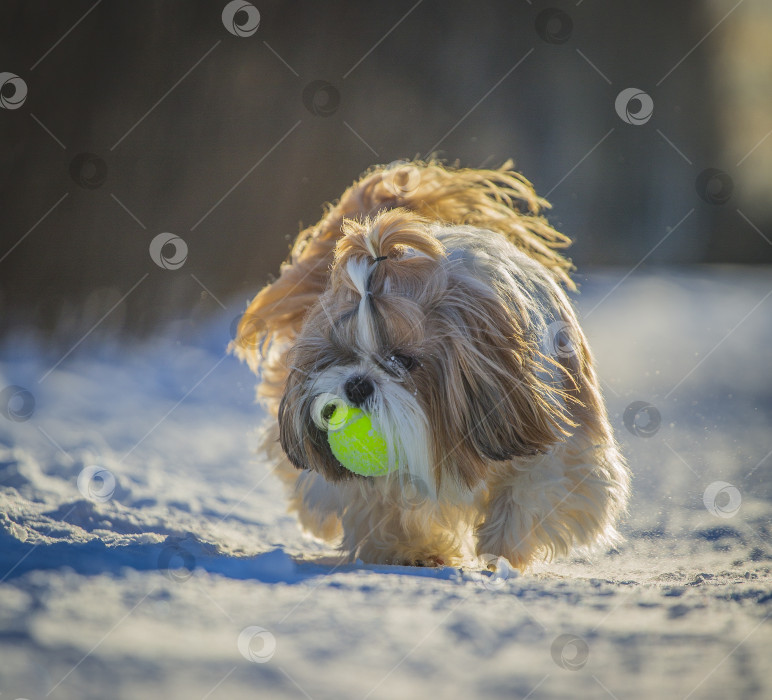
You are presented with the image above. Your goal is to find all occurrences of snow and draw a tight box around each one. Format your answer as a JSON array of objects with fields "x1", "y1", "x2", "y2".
[{"x1": 1, "y1": 268, "x2": 770, "y2": 700}]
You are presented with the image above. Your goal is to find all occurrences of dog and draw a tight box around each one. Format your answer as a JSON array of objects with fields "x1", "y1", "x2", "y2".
[{"x1": 233, "y1": 160, "x2": 629, "y2": 569}]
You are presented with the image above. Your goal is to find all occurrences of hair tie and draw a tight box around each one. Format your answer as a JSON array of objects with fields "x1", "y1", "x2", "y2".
[{"x1": 373, "y1": 255, "x2": 388, "y2": 263}]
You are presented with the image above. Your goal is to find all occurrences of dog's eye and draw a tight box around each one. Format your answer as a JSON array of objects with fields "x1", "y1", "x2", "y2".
[{"x1": 390, "y1": 353, "x2": 417, "y2": 371}]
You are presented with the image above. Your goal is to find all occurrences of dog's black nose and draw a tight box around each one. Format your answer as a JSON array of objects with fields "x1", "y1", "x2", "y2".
[{"x1": 344, "y1": 376, "x2": 374, "y2": 406}]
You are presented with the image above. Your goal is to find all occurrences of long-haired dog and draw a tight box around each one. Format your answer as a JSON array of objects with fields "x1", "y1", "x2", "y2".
[{"x1": 234, "y1": 161, "x2": 629, "y2": 569}]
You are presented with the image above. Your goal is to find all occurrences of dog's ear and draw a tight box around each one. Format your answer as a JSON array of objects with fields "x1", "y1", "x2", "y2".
[{"x1": 425, "y1": 282, "x2": 575, "y2": 490}]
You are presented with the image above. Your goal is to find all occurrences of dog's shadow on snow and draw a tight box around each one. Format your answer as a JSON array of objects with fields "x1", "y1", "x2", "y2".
[{"x1": 0, "y1": 528, "x2": 464, "y2": 584}]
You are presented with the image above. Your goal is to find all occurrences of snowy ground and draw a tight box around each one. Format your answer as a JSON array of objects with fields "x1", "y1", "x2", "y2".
[{"x1": 1, "y1": 268, "x2": 770, "y2": 700}]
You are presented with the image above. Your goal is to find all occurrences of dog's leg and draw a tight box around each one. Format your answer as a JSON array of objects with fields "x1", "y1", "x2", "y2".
[
  {"x1": 338, "y1": 483, "x2": 462, "y2": 566},
  {"x1": 474, "y1": 441, "x2": 626, "y2": 570},
  {"x1": 290, "y1": 468, "x2": 344, "y2": 541}
]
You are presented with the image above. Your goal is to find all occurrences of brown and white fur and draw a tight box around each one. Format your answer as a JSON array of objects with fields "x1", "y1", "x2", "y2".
[{"x1": 234, "y1": 161, "x2": 629, "y2": 569}]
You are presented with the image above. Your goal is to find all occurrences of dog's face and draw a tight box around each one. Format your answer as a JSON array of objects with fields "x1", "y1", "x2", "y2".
[{"x1": 277, "y1": 210, "x2": 570, "y2": 495}]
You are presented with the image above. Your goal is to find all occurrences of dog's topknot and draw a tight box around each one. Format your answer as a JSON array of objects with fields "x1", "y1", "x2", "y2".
[
  {"x1": 335, "y1": 208, "x2": 445, "y2": 266},
  {"x1": 329, "y1": 209, "x2": 450, "y2": 317}
]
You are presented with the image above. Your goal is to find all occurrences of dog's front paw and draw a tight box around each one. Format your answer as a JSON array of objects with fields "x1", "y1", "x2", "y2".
[
  {"x1": 391, "y1": 554, "x2": 445, "y2": 568},
  {"x1": 357, "y1": 546, "x2": 448, "y2": 567},
  {"x1": 475, "y1": 523, "x2": 534, "y2": 572}
]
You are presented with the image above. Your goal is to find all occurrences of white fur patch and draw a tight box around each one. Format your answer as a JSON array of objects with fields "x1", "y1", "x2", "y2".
[{"x1": 345, "y1": 257, "x2": 378, "y2": 353}]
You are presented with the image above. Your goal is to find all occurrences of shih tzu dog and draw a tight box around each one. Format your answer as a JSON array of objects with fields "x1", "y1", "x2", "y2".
[{"x1": 234, "y1": 161, "x2": 629, "y2": 569}]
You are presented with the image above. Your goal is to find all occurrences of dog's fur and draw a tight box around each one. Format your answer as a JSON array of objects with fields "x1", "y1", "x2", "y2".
[{"x1": 234, "y1": 161, "x2": 629, "y2": 569}]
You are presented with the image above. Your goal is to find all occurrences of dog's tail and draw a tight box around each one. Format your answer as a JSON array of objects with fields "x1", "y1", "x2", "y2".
[
  {"x1": 368, "y1": 160, "x2": 574, "y2": 286},
  {"x1": 233, "y1": 160, "x2": 574, "y2": 383}
]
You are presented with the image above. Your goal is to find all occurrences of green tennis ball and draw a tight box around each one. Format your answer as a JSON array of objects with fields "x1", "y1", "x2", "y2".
[{"x1": 326, "y1": 405, "x2": 397, "y2": 477}]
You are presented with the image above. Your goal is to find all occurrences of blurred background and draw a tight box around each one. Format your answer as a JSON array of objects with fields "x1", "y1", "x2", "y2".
[
  {"x1": 1, "y1": 6, "x2": 771, "y2": 696},
  {"x1": 1, "y1": 0, "x2": 771, "y2": 342}
]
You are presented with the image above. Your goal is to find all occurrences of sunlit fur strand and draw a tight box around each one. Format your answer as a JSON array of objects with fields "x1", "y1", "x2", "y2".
[{"x1": 232, "y1": 160, "x2": 573, "y2": 379}]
